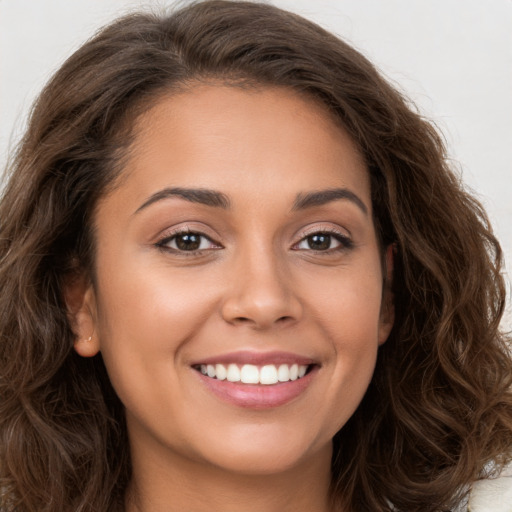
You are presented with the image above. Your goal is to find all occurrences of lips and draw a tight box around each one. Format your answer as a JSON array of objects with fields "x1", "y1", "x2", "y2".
[{"x1": 191, "y1": 351, "x2": 319, "y2": 409}]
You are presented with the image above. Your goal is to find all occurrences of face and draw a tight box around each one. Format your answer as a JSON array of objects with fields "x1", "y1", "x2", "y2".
[{"x1": 73, "y1": 85, "x2": 393, "y2": 477}]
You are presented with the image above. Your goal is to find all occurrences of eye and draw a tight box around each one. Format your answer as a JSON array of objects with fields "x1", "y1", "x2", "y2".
[
  {"x1": 156, "y1": 231, "x2": 220, "y2": 252},
  {"x1": 294, "y1": 231, "x2": 353, "y2": 252}
]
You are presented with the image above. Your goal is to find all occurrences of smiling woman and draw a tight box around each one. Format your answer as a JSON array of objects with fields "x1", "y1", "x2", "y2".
[
  {"x1": 74, "y1": 86, "x2": 391, "y2": 495},
  {"x1": 0, "y1": 2, "x2": 511, "y2": 512}
]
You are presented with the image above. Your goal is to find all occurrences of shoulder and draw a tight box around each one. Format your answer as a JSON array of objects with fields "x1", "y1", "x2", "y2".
[{"x1": 468, "y1": 464, "x2": 512, "y2": 512}]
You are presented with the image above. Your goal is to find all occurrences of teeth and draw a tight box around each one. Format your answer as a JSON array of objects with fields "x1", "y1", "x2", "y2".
[
  {"x1": 198, "y1": 363, "x2": 309, "y2": 385},
  {"x1": 277, "y1": 364, "x2": 290, "y2": 382},
  {"x1": 226, "y1": 364, "x2": 240, "y2": 382},
  {"x1": 260, "y1": 364, "x2": 278, "y2": 385},
  {"x1": 240, "y1": 364, "x2": 259, "y2": 384},
  {"x1": 215, "y1": 364, "x2": 227, "y2": 380}
]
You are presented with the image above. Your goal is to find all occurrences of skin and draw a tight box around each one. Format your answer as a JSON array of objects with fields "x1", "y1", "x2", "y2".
[{"x1": 72, "y1": 85, "x2": 394, "y2": 512}]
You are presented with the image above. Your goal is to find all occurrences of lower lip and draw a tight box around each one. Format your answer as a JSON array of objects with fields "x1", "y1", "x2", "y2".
[{"x1": 195, "y1": 367, "x2": 317, "y2": 409}]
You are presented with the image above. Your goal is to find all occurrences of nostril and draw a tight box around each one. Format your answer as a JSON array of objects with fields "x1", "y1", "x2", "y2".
[{"x1": 233, "y1": 316, "x2": 251, "y2": 324}]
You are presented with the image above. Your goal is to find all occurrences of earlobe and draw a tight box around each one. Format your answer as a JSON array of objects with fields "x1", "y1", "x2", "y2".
[
  {"x1": 378, "y1": 244, "x2": 395, "y2": 345},
  {"x1": 74, "y1": 332, "x2": 100, "y2": 358},
  {"x1": 63, "y1": 273, "x2": 100, "y2": 357}
]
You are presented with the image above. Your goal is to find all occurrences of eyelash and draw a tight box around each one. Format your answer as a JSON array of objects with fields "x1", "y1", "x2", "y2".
[
  {"x1": 155, "y1": 228, "x2": 221, "y2": 256},
  {"x1": 292, "y1": 228, "x2": 354, "y2": 253},
  {"x1": 155, "y1": 227, "x2": 353, "y2": 255}
]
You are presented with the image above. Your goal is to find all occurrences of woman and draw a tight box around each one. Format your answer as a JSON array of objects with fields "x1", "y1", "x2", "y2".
[{"x1": 1, "y1": 1, "x2": 511, "y2": 511}]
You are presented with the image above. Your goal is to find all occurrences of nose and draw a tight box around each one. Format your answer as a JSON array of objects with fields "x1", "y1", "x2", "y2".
[{"x1": 220, "y1": 248, "x2": 303, "y2": 330}]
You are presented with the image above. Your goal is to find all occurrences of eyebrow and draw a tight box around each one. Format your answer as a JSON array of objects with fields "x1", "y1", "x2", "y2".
[
  {"x1": 134, "y1": 186, "x2": 367, "y2": 215},
  {"x1": 292, "y1": 188, "x2": 368, "y2": 215},
  {"x1": 135, "y1": 187, "x2": 231, "y2": 213}
]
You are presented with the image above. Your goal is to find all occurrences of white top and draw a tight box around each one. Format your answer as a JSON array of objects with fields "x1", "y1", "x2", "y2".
[{"x1": 468, "y1": 465, "x2": 512, "y2": 512}]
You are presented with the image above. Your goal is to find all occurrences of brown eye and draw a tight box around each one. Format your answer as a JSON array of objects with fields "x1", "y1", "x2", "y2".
[
  {"x1": 157, "y1": 231, "x2": 220, "y2": 252},
  {"x1": 306, "y1": 233, "x2": 332, "y2": 250},
  {"x1": 175, "y1": 233, "x2": 201, "y2": 251},
  {"x1": 295, "y1": 231, "x2": 353, "y2": 252}
]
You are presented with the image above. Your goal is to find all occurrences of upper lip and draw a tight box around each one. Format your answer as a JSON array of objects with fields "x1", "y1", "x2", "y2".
[{"x1": 190, "y1": 350, "x2": 318, "y2": 367}]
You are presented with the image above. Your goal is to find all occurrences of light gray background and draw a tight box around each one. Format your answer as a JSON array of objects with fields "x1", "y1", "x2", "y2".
[{"x1": 1, "y1": 0, "x2": 511, "y2": 325}]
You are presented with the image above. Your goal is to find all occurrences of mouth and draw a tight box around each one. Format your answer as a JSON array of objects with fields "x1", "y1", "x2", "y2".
[{"x1": 191, "y1": 351, "x2": 319, "y2": 409}]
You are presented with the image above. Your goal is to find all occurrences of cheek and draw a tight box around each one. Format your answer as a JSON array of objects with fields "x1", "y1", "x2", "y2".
[
  {"x1": 301, "y1": 259, "x2": 383, "y2": 424},
  {"x1": 91, "y1": 252, "x2": 218, "y2": 404},
  {"x1": 305, "y1": 256, "x2": 384, "y2": 339},
  {"x1": 94, "y1": 250, "x2": 218, "y2": 344}
]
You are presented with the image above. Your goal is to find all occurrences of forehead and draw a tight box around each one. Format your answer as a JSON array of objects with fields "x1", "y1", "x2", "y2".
[{"x1": 105, "y1": 84, "x2": 370, "y2": 211}]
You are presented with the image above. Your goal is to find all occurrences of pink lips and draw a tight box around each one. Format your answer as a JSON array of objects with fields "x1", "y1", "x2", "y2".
[
  {"x1": 192, "y1": 350, "x2": 316, "y2": 367},
  {"x1": 191, "y1": 351, "x2": 318, "y2": 409}
]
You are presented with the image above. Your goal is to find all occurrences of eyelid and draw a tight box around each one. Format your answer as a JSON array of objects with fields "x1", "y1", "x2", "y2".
[{"x1": 294, "y1": 223, "x2": 351, "y2": 242}]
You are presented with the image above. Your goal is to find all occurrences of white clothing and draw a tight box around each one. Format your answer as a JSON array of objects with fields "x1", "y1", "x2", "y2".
[{"x1": 468, "y1": 464, "x2": 512, "y2": 511}]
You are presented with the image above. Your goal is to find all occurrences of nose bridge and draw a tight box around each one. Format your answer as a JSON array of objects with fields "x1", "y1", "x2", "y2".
[{"x1": 221, "y1": 237, "x2": 301, "y2": 328}]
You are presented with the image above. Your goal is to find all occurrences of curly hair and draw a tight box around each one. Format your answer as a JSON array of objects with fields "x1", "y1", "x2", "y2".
[{"x1": 1, "y1": 2, "x2": 511, "y2": 511}]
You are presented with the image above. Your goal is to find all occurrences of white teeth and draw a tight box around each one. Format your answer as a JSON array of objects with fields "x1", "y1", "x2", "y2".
[
  {"x1": 260, "y1": 364, "x2": 278, "y2": 385},
  {"x1": 199, "y1": 363, "x2": 309, "y2": 385},
  {"x1": 226, "y1": 364, "x2": 241, "y2": 382},
  {"x1": 215, "y1": 363, "x2": 227, "y2": 380},
  {"x1": 277, "y1": 364, "x2": 290, "y2": 382},
  {"x1": 240, "y1": 364, "x2": 259, "y2": 384}
]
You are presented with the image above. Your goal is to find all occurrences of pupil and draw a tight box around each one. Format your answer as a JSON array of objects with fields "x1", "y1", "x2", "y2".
[
  {"x1": 308, "y1": 234, "x2": 330, "y2": 250},
  {"x1": 176, "y1": 233, "x2": 200, "y2": 251}
]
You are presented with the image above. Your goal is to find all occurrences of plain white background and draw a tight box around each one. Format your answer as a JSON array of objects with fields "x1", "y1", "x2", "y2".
[{"x1": 1, "y1": 0, "x2": 511, "y2": 325}]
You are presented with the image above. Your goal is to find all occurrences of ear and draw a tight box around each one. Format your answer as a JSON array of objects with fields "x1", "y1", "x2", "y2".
[
  {"x1": 63, "y1": 272, "x2": 100, "y2": 357},
  {"x1": 378, "y1": 244, "x2": 395, "y2": 345}
]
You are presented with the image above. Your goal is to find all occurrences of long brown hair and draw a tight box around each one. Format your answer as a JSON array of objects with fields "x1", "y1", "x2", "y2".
[{"x1": 1, "y1": 2, "x2": 511, "y2": 511}]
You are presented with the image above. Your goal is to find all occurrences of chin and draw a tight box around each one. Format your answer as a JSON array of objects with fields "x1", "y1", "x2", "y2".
[{"x1": 192, "y1": 424, "x2": 332, "y2": 476}]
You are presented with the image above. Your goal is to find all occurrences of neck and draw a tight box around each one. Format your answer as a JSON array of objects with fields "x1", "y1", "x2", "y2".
[{"x1": 125, "y1": 440, "x2": 333, "y2": 512}]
